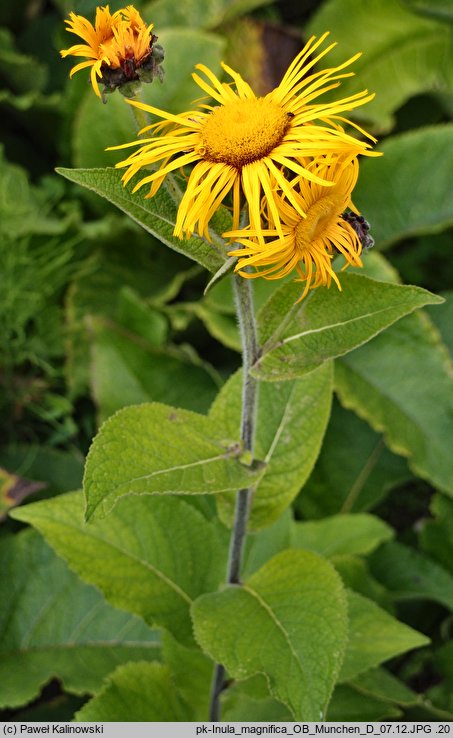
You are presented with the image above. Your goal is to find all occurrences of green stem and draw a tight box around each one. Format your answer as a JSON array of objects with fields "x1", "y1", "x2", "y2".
[
  {"x1": 128, "y1": 97, "x2": 151, "y2": 132},
  {"x1": 209, "y1": 273, "x2": 259, "y2": 721}
]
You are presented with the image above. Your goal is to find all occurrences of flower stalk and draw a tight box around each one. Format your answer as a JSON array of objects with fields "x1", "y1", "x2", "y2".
[{"x1": 209, "y1": 270, "x2": 259, "y2": 721}]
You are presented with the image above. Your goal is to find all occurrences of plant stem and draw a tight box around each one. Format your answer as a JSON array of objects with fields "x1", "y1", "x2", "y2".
[
  {"x1": 128, "y1": 96, "x2": 150, "y2": 132},
  {"x1": 209, "y1": 273, "x2": 259, "y2": 721}
]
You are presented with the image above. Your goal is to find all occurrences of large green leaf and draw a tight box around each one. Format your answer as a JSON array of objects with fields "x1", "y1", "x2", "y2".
[
  {"x1": 296, "y1": 400, "x2": 411, "y2": 519},
  {"x1": 291, "y1": 513, "x2": 393, "y2": 558},
  {"x1": 307, "y1": 0, "x2": 453, "y2": 131},
  {"x1": 336, "y1": 308, "x2": 453, "y2": 496},
  {"x1": 56, "y1": 167, "x2": 227, "y2": 273},
  {"x1": 75, "y1": 662, "x2": 190, "y2": 721},
  {"x1": 340, "y1": 591, "x2": 429, "y2": 682},
  {"x1": 161, "y1": 633, "x2": 213, "y2": 721},
  {"x1": 12, "y1": 492, "x2": 227, "y2": 646},
  {"x1": 254, "y1": 274, "x2": 441, "y2": 381},
  {"x1": 90, "y1": 318, "x2": 220, "y2": 422},
  {"x1": 72, "y1": 28, "x2": 225, "y2": 168},
  {"x1": 143, "y1": 0, "x2": 273, "y2": 30},
  {"x1": 327, "y1": 685, "x2": 402, "y2": 721},
  {"x1": 192, "y1": 549, "x2": 348, "y2": 720},
  {"x1": 83, "y1": 401, "x2": 264, "y2": 520},
  {"x1": 0, "y1": 529, "x2": 160, "y2": 709},
  {"x1": 355, "y1": 126, "x2": 453, "y2": 249},
  {"x1": 369, "y1": 541, "x2": 453, "y2": 611},
  {"x1": 209, "y1": 363, "x2": 332, "y2": 529},
  {"x1": 222, "y1": 677, "x2": 292, "y2": 721}
]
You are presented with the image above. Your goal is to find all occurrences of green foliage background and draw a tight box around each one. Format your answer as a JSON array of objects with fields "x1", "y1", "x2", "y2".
[{"x1": 1, "y1": 0, "x2": 453, "y2": 723}]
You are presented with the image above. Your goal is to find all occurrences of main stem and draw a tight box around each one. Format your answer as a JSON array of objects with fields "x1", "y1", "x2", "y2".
[{"x1": 209, "y1": 273, "x2": 259, "y2": 722}]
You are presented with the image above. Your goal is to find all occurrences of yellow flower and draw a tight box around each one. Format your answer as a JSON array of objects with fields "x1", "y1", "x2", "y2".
[
  {"x1": 227, "y1": 156, "x2": 364, "y2": 301},
  {"x1": 60, "y1": 5, "x2": 156, "y2": 98},
  {"x1": 112, "y1": 32, "x2": 379, "y2": 242}
]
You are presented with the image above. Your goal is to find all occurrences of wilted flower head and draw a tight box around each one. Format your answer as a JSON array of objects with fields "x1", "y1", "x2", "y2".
[
  {"x1": 60, "y1": 5, "x2": 163, "y2": 99},
  {"x1": 112, "y1": 32, "x2": 379, "y2": 242},
  {"x1": 227, "y1": 156, "x2": 366, "y2": 301}
]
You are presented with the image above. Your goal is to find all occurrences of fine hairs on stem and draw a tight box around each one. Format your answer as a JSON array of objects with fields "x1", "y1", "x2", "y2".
[{"x1": 209, "y1": 271, "x2": 259, "y2": 721}]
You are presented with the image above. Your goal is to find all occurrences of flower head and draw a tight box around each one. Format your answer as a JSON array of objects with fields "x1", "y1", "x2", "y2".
[
  {"x1": 60, "y1": 5, "x2": 161, "y2": 98},
  {"x1": 112, "y1": 32, "x2": 379, "y2": 241},
  {"x1": 227, "y1": 156, "x2": 364, "y2": 301}
]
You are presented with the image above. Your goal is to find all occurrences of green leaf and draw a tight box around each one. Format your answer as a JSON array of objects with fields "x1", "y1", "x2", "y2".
[
  {"x1": 421, "y1": 494, "x2": 453, "y2": 576},
  {"x1": 242, "y1": 510, "x2": 293, "y2": 578},
  {"x1": 254, "y1": 274, "x2": 442, "y2": 381},
  {"x1": 0, "y1": 147, "x2": 69, "y2": 240},
  {"x1": 329, "y1": 688, "x2": 402, "y2": 722},
  {"x1": 369, "y1": 541, "x2": 453, "y2": 611},
  {"x1": 75, "y1": 662, "x2": 190, "y2": 721},
  {"x1": 161, "y1": 633, "x2": 212, "y2": 721},
  {"x1": 426, "y1": 291, "x2": 453, "y2": 358},
  {"x1": 0, "y1": 446, "x2": 83, "y2": 495},
  {"x1": 0, "y1": 28, "x2": 47, "y2": 94},
  {"x1": 209, "y1": 362, "x2": 332, "y2": 530},
  {"x1": 203, "y1": 256, "x2": 237, "y2": 296},
  {"x1": 327, "y1": 685, "x2": 402, "y2": 721},
  {"x1": 90, "y1": 318, "x2": 220, "y2": 422},
  {"x1": 191, "y1": 549, "x2": 348, "y2": 720},
  {"x1": 430, "y1": 641, "x2": 453, "y2": 714},
  {"x1": 56, "y1": 167, "x2": 226, "y2": 273},
  {"x1": 222, "y1": 682, "x2": 292, "y2": 721},
  {"x1": 83, "y1": 402, "x2": 265, "y2": 520},
  {"x1": 194, "y1": 274, "x2": 288, "y2": 353},
  {"x1": 12, "y1": 492, "x2": 227, "y2": 646},
  {"x1": 142, "y1": 0, "x2": 273, "y2": 29},
  {"x1": 0, "y1": 529, "x2": 160, "y2": 709},
  {"x1": 72, "y1": 28, "x2": 225, "y2": 168},
  {"x1": 335, "y1": 309, "x2": 453, "y2": 496},
  {"x1": 116, "y1": 287, "x2": 168, "y2": 345},
  {"x1": 291, "y1": 513, "x2": 393, "y2": 558},
  {"x1": 350, "y1": 667, "x2": 418, "y2": 707},
  {"x1": 296, "y1": 400, "x2": 411, "y2": 519},
  {"x1": 307, "y1": 0, "x2": 453, "y2": 131},
  {"x1": 192, "y1": 304, "x2": 241, "y2": 352},
  {"x1": 402, "y1": 0, "x2": 453, "y2": 23},
  {"x1": 332, "y1": 556, "x2": 391, "y2": 608},
  {"x1": 356, "y1": 126, "x2": 453, "y2": 249},
  {"x1": 65, "y1": 242, "x2": 193, "y2": 398},
  {"x1": 340, "y1": 591, "x2": 429, "y2": 682}
]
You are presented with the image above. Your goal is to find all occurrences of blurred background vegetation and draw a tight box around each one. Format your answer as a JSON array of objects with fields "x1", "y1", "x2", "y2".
[{"x1": 1, "y1": 0, "x2": 453, "y2": 722}]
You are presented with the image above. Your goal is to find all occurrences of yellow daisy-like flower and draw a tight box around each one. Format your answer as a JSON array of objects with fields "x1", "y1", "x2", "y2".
[
  {"x1": 112, "y1": 32, "x2": 379, "y2": 242},
  {"x1": 60, "y1": 5, "x2": 155, "y2": 98},
  {"x1": 227, "y1": 156, "x2": 364, "y2": 301}
]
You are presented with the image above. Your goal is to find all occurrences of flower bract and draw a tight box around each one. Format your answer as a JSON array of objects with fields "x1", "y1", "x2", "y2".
[
  {"x1": 60, "y1": 5, "x2": 158, "y2": 98},
  {"x1": 112, "y1": 32, "x2": 379, "y2": 241},
  {"x1": 226, "y1": 156, "x2": 364, "y2": 301}
]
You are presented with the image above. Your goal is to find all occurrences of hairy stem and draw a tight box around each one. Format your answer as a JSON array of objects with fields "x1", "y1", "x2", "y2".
[{"x1": 209, "y1": 273, "x2": 259, "y2": 721}]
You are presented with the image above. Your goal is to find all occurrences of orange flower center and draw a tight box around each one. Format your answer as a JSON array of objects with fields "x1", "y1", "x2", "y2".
[
  {"x1": 199, "y1": 98, "x2": 292, "y2": 169},
  {"x1": 294, "y1": 191, "x2": 344, "y2": 252}
]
